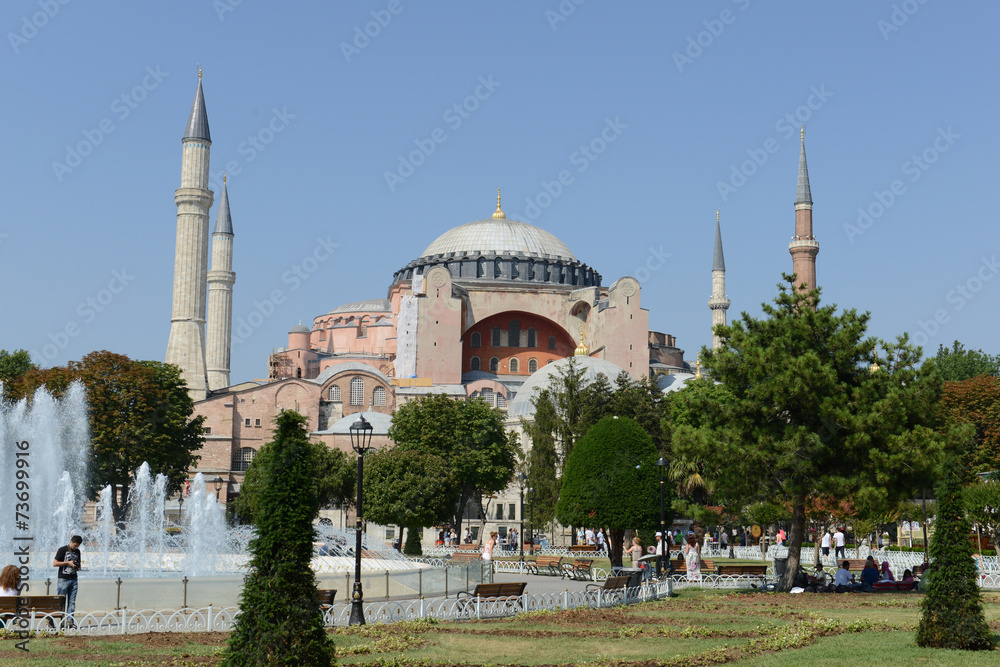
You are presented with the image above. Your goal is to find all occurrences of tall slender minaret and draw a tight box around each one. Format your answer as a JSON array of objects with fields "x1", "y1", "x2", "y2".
[
  {"x1": 206, "y1": 174, "x2": 235, "y2": 391},
  {"x1": 788, "y1": 126, "x2": 819, "y2": 293},
  {"x1": 708, "y1": 210, "x2": 730, "y2": 350},
  {"x1": 166, "y1": 68, "x2": 214, "y2": 400}
]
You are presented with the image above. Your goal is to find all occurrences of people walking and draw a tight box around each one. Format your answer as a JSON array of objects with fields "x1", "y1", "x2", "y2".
[{"x1": 833, "y1": 527, "x2": 846, "y2": 560}]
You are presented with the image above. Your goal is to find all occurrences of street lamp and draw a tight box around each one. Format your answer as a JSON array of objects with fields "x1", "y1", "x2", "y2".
[
  {"x1": 348, "y1": 413, "x2": 374, "y2": 626},
  {"x1": 655, "y1": 457, "x2": 668, "y2": 578},
  {"x1": 517, "y1": 473, "x2": 527, "y2": 563},
  {"x1": 527, "y1": 487, "x2": 535, "y2": 556},
  {"x1": 213, "y1": 475, "x2": 224, "y2": 501}
]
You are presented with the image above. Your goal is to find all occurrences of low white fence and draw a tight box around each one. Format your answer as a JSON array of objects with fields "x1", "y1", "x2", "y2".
[{"x1": 5, "y1": 581, "x2": 672, "y2": 636}]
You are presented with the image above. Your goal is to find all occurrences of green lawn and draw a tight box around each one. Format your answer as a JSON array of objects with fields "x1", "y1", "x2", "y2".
[{"x1": 1, "y1": 590, "x2": 997, "y2": 665}]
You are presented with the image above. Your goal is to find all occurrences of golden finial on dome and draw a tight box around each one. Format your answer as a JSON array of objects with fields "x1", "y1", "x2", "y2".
[
  {"x1": 198, "y1": 64, "x2": 202, "y2": 79},
  {"x1": 695, "y1": 353, "x2": 703, "y2": 379},
  {"x1": 574, "y1": 324, "x2": 589, "y2": 356},
  {"x1": 869, "y1": 346, "x2": 880, "y2": 374},
  {"x1": 801, "y1": 125, "x2": 804, "y2": 142},
  {"x1": 492, "y1": 188, "x2": 506, "y2": 220},
  {"x1": 716, "y1": 209, "x2": 719, "y2": 223},
  {"x1": 223, "y1": 172, "x2": 226, "y2": 184}
]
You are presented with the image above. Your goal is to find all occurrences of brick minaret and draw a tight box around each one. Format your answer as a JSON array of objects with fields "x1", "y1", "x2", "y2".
[
  {"x1": 166, "y1": 69, "x2": 213, "y2": 400},
  {"x1": 708, "y1": 210, "x2": 730, "y2": 350},
  {"x1": 206, "y1": 174, "x2": 235, "y2": 391},
  {"x1": 788, "y1": 127, "x2": 819, "y2": 293}
]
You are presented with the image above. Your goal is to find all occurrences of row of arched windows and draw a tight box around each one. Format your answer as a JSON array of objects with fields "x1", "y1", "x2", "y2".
[
  {"x1": 470, "y1": 388, "x2": 508, "y2": 410},
  {"x1": 326, "y1": 378, "x2": 387, "y2": 407},
  {"x1": 470, "y1": 356, "x2": 539, "y2": 374},
  {"x1": 469, "y1": 322, "x2": 543, "y2": 349}
]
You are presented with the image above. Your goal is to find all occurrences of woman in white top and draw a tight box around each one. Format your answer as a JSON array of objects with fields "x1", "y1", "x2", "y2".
[
  {"x1": 481, "y1": 531, "x2": 497, "y2": 561},
  {"x1": 0, "y1": 565, "x2": 22, "y2": 596}
]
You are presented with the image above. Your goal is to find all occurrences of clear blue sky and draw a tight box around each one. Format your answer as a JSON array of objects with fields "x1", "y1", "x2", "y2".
[{"x1": 2, "y1": 1, "x2": 997, "y2": 383}]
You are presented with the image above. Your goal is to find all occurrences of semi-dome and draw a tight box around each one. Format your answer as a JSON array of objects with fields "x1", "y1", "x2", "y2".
[
  {"x1": 420, "y1": 217, "x2": 576, "y2": 261},
  {"x1": 509, "y1": 357, "x2": 626, "y2": 419}
]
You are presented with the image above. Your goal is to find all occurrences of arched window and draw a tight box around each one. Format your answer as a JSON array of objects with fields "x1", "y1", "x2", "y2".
[
  {"x1": 509, "y1": 320, "x2": 520, "y2": 347},
  {"x1": 528, "y1": 358, "x2": 538, "y2": 373},
  {"x1": 470, "y1": 356, "x2": 481, "y2": 371},
  {"x1": 509, "y1": 358, "x2": 519, "y2": 373},
  {"x1": 527, "y1": 328, "x2": 536, "y2": 348},
  {"x1": 328, "y1": 385, "x2": 341, "y2": 402},
  {"x1": 296, "y1": 368, "x2": 302, "y2": 378},
  {"x1": 350, "y1": 377, "x2": 364, "y2": 406},
  {"x1": 481, "y1": 388, "x2": 494, "y2": 406},
  {"x1": 471, "y1": 332, "x2": 481, "y2": 348},
  {"x1": 495, "y1": 394, "x2": 507, "y2": 409},
  {"x1": 477, "y1": 257, "x2": 487, "y2": 278},
  {"x1": 548, "y1": 335, "x2": 556, "y2": 350},
  {"x1": 491, "y1": 326, "x2": 502, "y2": 347},
  {"x1": 231, "y1": 447, "x2": 257, "y2": 472},
  {"x1": 489, "y1": 357, "x2": 499, "y2": 373},
  {"x1": 373, "y1": 386, "x2": 386, "y2": 407}
]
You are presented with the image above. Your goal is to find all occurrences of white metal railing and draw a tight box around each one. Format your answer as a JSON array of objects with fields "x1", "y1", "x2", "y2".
[{"x1": 8, "y1": 581, "x2": 672, "y2": 635}]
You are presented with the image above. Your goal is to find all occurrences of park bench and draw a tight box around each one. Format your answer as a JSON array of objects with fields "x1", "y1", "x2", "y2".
[
  {"x1": 529, "y1": 555, "x2": 564, "y2": 577},
  {"x1": 715, "y1": 564, "x2": 767, "y2": 577},
  {"x1": 316, "y1": 589, "x2": 337, "y2": 610},
  {"x1": 0, "y1": 595, "x2": 65, "y2": 629},
  {"x1": 671, "y1": 559, "x2": 715, "y2": 575},
  {"x1": 450, "y1": 551, "x2": 481, "y2": 563},
  {"x1": 456, "y1": 544, "x2": 479, "y2": 551},
  {"x1": 564, "y1": 558, "x2": 594, "y2": 581},
  {"x1": 586, "y1": 575, "x2": 631, "y2": 592},
  {"x1": 457, "y1": 581, "x2": 527, "y2": 614},
  {"x1": 568, "y1": 544, "x2": 598, "y2": 554}
]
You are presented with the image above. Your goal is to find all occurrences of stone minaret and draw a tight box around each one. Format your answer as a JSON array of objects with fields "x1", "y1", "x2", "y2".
[
  {"x1": 707, "y1": 210, "x2": 730, "y2": 350},
  {"x1": 166, "y1": 69, "x2": 214, "y2": 401},
  {"x1": 206, "y1": 174, "x2": 235, "y2": 391},
  {"x1": 788, "y1": 127, "x2": 819, "y2": 293}
]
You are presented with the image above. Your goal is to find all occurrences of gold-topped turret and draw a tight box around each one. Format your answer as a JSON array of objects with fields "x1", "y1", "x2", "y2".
[
  {"x1": 869, "y1": 346, "x2": 880, "y2": 374},
  {"x1": 694, "y1": 353, "x2": 703, "y2": 379},
  {"x1": 492, "y1": 188, "x2": 506, "y2": 220},
  {"x1": 574, "y1": 325, "x2": 589, "y2": 356}
]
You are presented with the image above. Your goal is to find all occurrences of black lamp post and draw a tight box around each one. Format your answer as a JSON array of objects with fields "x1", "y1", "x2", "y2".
[
  {"x1": 517, "y1": 473, "x2": 527, "y2": 563},
  {"x1": 348, "y1": 414, "x2": 374, "y2": 626},
  {"x1": 655, "y1": 457, "x2": 668, "y2": 578},
  {"x1": 527, "y1": 487, "x2": 535, "y2": 556},
  {"x1": 213, "y1": 475, "x2": 224, "y2": 501}
]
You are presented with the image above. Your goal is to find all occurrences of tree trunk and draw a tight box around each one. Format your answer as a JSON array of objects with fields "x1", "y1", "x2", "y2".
[
  {"x1": 778, "y1": 492, "x2": 807, "y2": 592},
  {"x1": 609, "y1": 528, "x2": 625, "y2": 567},
  {"x1": 403, "y1": 525, "x2": 422, "y2": 555}
]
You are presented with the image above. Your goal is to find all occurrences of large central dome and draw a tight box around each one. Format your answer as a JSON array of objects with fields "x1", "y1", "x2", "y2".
[{"x1": 420, "y1": 217, "x2": 576, "y2": 261}]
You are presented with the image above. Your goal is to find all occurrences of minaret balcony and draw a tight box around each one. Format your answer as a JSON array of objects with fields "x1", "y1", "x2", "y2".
[
  {"x1": 788, "y1": 239, "x2": 820, "y2": 252},
  {"x1": 708, "y1": 297, "x2": 731, "y2": 310}
]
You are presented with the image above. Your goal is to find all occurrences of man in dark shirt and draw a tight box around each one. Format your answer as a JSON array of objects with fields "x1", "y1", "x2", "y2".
[{"x1": 53, "y1": 535, "x2": 83, "y2": 627}]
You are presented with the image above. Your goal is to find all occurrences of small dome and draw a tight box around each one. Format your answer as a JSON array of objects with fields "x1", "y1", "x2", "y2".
[
  {"x1": 289, "y1": 324, "x2": 310, "y2": 334},
  {"x1": 509, "y1": 357, "x2": 626, "y2": 419},
  {"x1": 420, "y1": 217, "x2": 576, "y2": 261}
]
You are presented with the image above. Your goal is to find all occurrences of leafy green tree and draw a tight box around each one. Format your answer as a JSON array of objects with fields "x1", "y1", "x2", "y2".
[
  {"x1": 556, "y1": 416, "x2": 664, "y2": 567},
  {"x1": 363, "y1": 449, "x2": 459, "y2": 555},
  {"x1": 236, "y1": 437, "x2": 354, "y2": 525},
  {"x1": 938, "y1": 375, "x2": 1000, "y2": 475},
  {"x1": 11, "y1": 351, "x2": 203, "y2": 523},
  {"x1": 931, "y1": 341, "x2": 1000, "y2": 382},
  {"x1": 916, "y1": 459, "x2": 995, "y2": 650},
  {"x1": 221, "y1": 411, "x2": 334, "y2": 666},
  {"x1": 0, "y1": 349, "x2": 34, "y2": 387},
  {"x1": 672, "y1": 277, "x2": 952, "y2": 591},
  {"x1": 388, "y1": 394, "x2": 518, "y2": 534},
  {"x1": 965, "y1": 479, "x2": 1000, "y2": 558}
]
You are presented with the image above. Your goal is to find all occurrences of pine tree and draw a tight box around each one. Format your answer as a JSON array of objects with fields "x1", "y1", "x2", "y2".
[
  {"x1": 221, "y1": 411, "x2": 334, "y2": 666},
  {"x1": 916, "y1": 460, "x2": 996, "y2": 650}
]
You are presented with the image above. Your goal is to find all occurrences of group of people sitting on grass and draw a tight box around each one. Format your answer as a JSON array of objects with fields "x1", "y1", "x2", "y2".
[{"x1": 806, "y1": 555, "x2": 920, "y2": 593}]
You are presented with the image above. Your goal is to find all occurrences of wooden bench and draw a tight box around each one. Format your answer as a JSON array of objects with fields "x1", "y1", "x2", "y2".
[
  {"x1": 316, "y1": 589, "x2": 337, "y2": 609},
  {"x1": 671, "y1": 559, "x2": 715, "y2": 575},
  {"x1": 716, "y1": 564, "x2": 767, "y2": 577},
  {"x1": 586, "y1": 575, "x2": 631, "y2": 592},
  {"x1": 457, "y1": 581, "x2": 527, "y2": 613},
  {"x1": 0, "y1": 596, "x2": 66, "y2": 629},
  {"x1": 456, "y1": 544, "x2": 479, "y2": 551},
  {"x1": 569, "y1": 544, "x2": 598, "y2": 554},
  {"x1": 450, "y1": 551, "x2": 481, "y2": 563},
  {"x1": 529, "y1": 555, "x2": 564, "y2": 577},
  {"x1": 564, "y1": 558, "x2": 594, "y2": 581}
]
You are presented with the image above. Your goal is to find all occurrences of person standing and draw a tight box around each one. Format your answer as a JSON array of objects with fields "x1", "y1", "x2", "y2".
[
  {"x1": 820, "y1": 530, "x2": 832, "y2": 560},
  {"x1": 53, "y1": 535, "x2": 83, "y2": 627},
  {"x1": 654, "y1": 532, "x2": 665, "y2": 577},
  {"x1": 720, "y1": 528, "x2": 731, "y2": 558},
  {"x1": 833, "y1": 527, "x2": 846, "y2": 560},
  {"x1": 585, "y1": 527, "x2": 595, "y2": 547},
  {"x1": 481, "y1": 531, "x2": 497, "y2": 562},
  {"x1": 597, "y1": 528, "x2": 606, "y2": 553}
]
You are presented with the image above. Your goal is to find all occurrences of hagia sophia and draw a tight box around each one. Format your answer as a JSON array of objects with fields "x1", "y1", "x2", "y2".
[{"x1": 166, "y1": 73, "x2": 818, "y2": 545}]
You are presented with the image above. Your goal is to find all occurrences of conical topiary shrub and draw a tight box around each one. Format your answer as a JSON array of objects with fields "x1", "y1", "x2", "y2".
[
  {"x1": 220, "y1": 411, "x2": 334, "y2": 666},
  {"x1": 916, "y1": 459, "x2": 996, "y2": 650}
]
